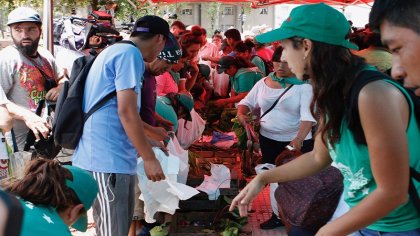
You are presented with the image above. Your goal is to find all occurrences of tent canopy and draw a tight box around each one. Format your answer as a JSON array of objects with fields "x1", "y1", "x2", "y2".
[
  {"x1": 147, "y1": 0, "x2": 373, "y2": 8},
  {"x1": 251, "y1": 0, "x2": 372, "y2": 8}
]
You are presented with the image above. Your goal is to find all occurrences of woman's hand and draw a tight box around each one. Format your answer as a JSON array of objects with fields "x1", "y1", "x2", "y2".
[
  {"x1": 229, "y1": 175, "x2": 266, "y2": 217},
  {"x1": 290, "y1": 137, "x2": 303, "y2": 151}
]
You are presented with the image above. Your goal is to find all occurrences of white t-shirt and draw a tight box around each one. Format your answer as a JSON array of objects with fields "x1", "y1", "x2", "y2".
[
  {"x1": 0, "y1": 86, "x2": 8, "y2": 105},
  {"x1": 238, "y1": 77, "x2": 316, "y2": 142}
]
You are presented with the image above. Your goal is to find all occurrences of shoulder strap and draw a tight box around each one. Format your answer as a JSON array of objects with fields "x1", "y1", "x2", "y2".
[
  {"x1": 83, "y1": 91, "x2": 116, "y2": 122},
  {"x1": 348, "y1": 69, "x2": 420, "y2": 214},
  {"x1": 260, "y1": 85, "x2": 294, "y2": 119},
  {"x1": 81, "y1": 40, "x2": 135, "y2": 123},
  {"x1": 10, "y1": 129, "x2": 19, "y2": 153},
  {"x1": 346, "y1": 69, "x2": 384, "y2": 145}
]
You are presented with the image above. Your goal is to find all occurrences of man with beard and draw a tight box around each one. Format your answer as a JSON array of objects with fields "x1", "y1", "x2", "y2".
[{"x1": 0, "y1": 7, "x2": 65, "y2": 150}]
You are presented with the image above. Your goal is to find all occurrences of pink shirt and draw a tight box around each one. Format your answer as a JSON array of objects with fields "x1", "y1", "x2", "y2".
[
  {"x1": 156, "y1": 71, "x2": 179, "y2": 96},
  {"x1": 256, "y1": 47, "x2": 274, "y2": 62}
]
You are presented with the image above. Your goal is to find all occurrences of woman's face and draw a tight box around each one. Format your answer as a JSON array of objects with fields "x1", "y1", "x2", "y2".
[
  {"x1": 225, "y1": 65, "x2": 237, "y2": 77},
  {"x1": 272, "y1": 60, "x2": 294, "y2": 78},
  {"x1": 185, "y1": 43, "x2": 201, "y2": 60},
  {"x1": 281, "y1": 39, "x2": 307, "y2": 80}
]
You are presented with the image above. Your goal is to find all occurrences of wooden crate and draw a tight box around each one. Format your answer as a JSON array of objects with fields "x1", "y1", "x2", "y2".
[{"x1": 169, "y1": 211, "x2": 219, "y2": 236}]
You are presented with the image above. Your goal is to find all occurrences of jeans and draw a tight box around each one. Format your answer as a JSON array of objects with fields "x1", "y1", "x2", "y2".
[{"x1": 356, "y1": 228, "x2": 420, "y2": 236}]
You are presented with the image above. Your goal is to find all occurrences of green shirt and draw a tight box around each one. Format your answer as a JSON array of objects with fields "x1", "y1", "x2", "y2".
[
  {"x1": 169, "y1": 70, "x2": 180, "y2": 85},
  {"x1": 329, "y1": 80, "x2": 420, "y2": 232},
  {"x1": 155, "y1": 96, "x2": 179, "y2": 132},
  {"x1": 251, "y1": 56, "x2": 266, "y2": 76},
  {"x1": 19, "y1": 199, "x2": 72, "y2": 236},
  {"x1": 230, "y1": 67, "x2": 263, "y2": 94}
]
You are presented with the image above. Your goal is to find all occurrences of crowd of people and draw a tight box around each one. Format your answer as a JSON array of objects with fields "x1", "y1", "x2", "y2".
[{"x1": 0, "y1": 0, "x2": 419, "y2": 235}]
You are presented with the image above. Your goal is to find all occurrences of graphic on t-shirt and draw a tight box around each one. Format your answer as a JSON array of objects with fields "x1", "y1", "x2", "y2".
[
  {"x1": 17, "y1": 60, "x2": 53, "y2": 110},
  {"x1": 335, "y1": 162, "x2": 370, "y2": 198}
]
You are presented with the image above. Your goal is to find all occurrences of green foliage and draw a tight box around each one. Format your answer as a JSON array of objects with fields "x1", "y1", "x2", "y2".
[
  {"x1": 150, "y1": 223, "x2": 169, "y2": 236},
  {"x1": 114, "y1": 1, "x2": 154, "y2": 22},
  {"x1": 205, "y1": 2, "x2": 221, "y2": 33}
]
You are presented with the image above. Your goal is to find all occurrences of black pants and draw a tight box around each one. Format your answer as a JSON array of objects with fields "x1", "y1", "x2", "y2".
[{"x1": 259, "y1": 134, "x2": 314, "y2": 164}]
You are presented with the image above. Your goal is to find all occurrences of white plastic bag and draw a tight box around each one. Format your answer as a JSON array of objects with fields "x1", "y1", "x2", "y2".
[
  {"x1": 255, "y1": 163, "x2": 279, "y2": 218},
  {"x1": 196, "y1": 164, "x2": 231, "y2": 200},
  {"x1": 137, "y1": 148, "x2": 199, "y2": 223},
  {"x1": 177, "y1": 109, "x2": 205, "y2": 149},
  {"x1": 211, "y1": 69, "x2": 230, "y2": 98},
  {"x1": 167, "y1": 136, "x2": 189, "y2": 184}
]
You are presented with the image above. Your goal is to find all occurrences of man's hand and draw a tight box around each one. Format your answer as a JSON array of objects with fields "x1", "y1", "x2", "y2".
[
  {"x1": 143, "y1": 158, "x2": 165, "y2": 182},
  {"x1": 149, "y1": 126, "x2": 170, "y2": 141},
  {"x1": 23, "y1": 112, "x2": 50, "y2": 140},
  {"x1": 148, "y1": 138, "x2": 169, "y2": 156},
  {"x1": 45, "y1": 83, "x2": 63, "y2": 102}
]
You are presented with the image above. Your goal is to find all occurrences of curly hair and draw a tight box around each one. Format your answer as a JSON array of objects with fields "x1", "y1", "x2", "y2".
[{"x1": 6, "y1": 159, "x2": 82, "y2": 213}]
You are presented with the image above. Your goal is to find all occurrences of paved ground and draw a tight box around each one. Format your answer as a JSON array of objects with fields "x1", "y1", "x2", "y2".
[
  {"x1": 71, "y1": 186, "x2": 287, "y2": 236},
  {"x1": 241, "y1": 186, "x2": 287, "y2": 236}
]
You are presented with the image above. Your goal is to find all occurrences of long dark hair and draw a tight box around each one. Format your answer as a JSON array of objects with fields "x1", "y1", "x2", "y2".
[
  {"x1": 290, "y1": 37, "x2": 365, "y2": 146},
  {"x1": 6, "y1": 159, "x2": 82, "y2": 213}
]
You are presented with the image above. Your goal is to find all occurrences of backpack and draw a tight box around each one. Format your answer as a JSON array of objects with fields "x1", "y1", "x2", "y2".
[
  {"x1": 251, "y1": 55, "x2": 274, "y2": 75},
  {"x1": 53, "y1": 40, "x2": 135, "y2": 149},
  {"x1": 346, "y1": 69, "x2": 420, "y2": 215}
]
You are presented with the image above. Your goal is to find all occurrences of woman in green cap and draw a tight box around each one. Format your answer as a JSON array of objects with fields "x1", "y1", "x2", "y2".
[
  {"x1": 230, "y1": 3, "x2": 420, "y2": 236},
  {"x1": 155, "y1": 92, "x2": 194, "y2": 133},
  {"x1": 6, "y1": 159, "x2": 99, "y2": 236}
]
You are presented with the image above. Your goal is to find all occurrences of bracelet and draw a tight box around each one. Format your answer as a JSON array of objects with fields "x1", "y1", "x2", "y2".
[{"x1": 295, "y1": 137, "x2": 304, "y2": 144}]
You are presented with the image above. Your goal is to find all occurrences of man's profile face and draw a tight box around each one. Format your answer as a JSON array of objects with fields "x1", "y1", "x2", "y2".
[
  {"x1": 149, "y1": 58, "x2": 172, "y2": 76},
  {"x1": 380, "y1": 20, "x2": 420, "y2": 88},
  {"x1": 10, "y1": 22, "x2": 41, "y2": 56}
]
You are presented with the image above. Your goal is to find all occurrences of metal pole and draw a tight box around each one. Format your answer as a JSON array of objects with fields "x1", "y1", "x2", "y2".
[{"x1": 42, "y1": 0, "x2": 54, "y2": 53}]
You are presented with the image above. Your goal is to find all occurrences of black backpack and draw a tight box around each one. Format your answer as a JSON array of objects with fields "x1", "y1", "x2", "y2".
[
  {"x1": 53, "y1": 40, "x2": 135, "y2": 149},
  {"x1": 251, "y1": 55, "x2": 274, "y2": 75},
  {"x1": 346, "y1": 69, "x2": 420, "y2": 215}
]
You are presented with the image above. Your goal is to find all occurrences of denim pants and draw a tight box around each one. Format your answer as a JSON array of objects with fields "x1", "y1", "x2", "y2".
[{"x1": 356, "y1": 228, "x2": 420, "y2": 236}]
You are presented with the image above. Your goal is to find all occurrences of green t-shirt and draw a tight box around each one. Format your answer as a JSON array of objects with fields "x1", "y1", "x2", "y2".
[
  {"x1": 230, "y1": 67, "x2": 263, "y2": 93},
  {"x1": 251, "y1": 56, "x2": 266, "y2": 76},
  {"x1": 328, "y1": 80, "x2": 420, "y2": 232},
  {"x1": 155, "y1": 96, "x2": 179, "y2": 132},
  {"x1": 19, "y1": 199, "x2": 72, "y2": 236},
  {"x1": 169, "y1": 70, "x2": 180, "y2": 85}
]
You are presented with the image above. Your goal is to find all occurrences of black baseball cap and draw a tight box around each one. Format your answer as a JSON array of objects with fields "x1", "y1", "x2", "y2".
[
  {"x1": 217, "y1": 56, "x2": 236, "y2": 74},
  {"x1": 132, "y1": 15, "x2": 170, "y2": 38}
]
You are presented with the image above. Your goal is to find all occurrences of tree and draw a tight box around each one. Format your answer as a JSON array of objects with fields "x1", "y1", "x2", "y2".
[{"x1": 206, "y1": 2, "x2": 221, "y2": 33}]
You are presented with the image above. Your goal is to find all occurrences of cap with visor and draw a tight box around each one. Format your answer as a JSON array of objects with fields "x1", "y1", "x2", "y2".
[
  {"x1": 7, "y1": 7, "x2": 42, "y2": 26},
  {"x1": 255, "y1": 3, "x2": 358, "y2": 50}
]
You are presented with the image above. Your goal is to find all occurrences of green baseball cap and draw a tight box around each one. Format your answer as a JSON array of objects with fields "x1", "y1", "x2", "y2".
[
  {"x1": 256, "y1": 3, "x2": 358, "y2": 50},
  {"x1": 63, "y1": 165, "x2": 98, "y2": 232},
  {"x1": 176, "y1": 93, "x2": 194, "y2": 112}
]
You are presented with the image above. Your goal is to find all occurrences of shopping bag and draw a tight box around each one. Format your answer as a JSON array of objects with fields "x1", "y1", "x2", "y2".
[
  {"x1": 166, "y1": 136, "x2": 189, "y2": 184},
  {"x1": 177, "y1": 109, "x2": 205, "y2": 149}
]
